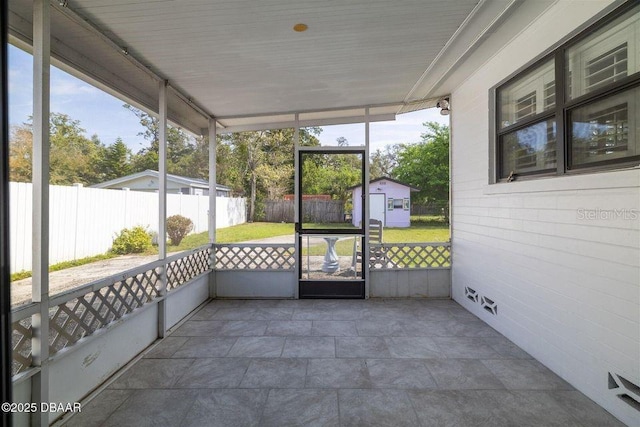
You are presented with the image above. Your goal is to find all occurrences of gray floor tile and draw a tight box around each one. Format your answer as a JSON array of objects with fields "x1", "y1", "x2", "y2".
[
  {"x1": 73, "y1": 299, "x2": 619, "y2": 427},
  {"x1": 182, "y1": 389, "x2": 268, "y2": 427},
  {"x1": 311, "y1": 320, "x2": 358, "y2": 336},
  {"x1": 227, "y1": 336, "x2": 284, "y2": 357},
  {"x1": 171, "y1": 337, "x2": 237, "y2": 358},
  {"x1": 144, "y1": 336, "x2": 189, "y2": 358},
  {"x1": 338, "y1": 389, "x2": 420, "y2": 426},
  {"x1": 217, "y1": 320, "x2": 268, "y2": 336},
  {"x1": 261, "y1": 389, "x2": 339, "y2": 427},
  {"x1": 306, "y1": 358, "x2": 372, "y2": 388},
  {"x1": 109, "y1": 359, "x2": 194, "y2": 389},
  {"x1": 64, "y1": 390, "x2": 134, "y2": 427},
  {"x1": 424, "y1": 359, "x2": 505, "y2": 389},
  {"x1": 174, "y1": 358, "x2": 251, "y2": 388},
  {"x1": 361, "y1": 308, "x2": 417, "y2": 322},
  {"x1": 240, "y1": 358, "x2": 307, "y2": 388},
  {"x1": 282, "y1": 337, "x2": 335, "y2": 358},
  {"x1": 366, "y1": 359, "x2": 437, "y2": 389},
  {"x1": 101, "y1": 389, "x2": 197, "y2": 427},
  {"x1": 327, "y1": 308, "x2": 363, "y2": 320},
  {"x1": 265, "y1": 320, "x2": 312, "y2": 336},
  {"x1": 481, "y1": 359, "x2": 574, "y2": 390},
  {"x1": 172, "y1": 320, "x2": 224, "y2": 336},
  {"x1": 483, "y1": 336, "x2": 532, "y2": 359},
  {"x1": 399, "y1": 320, "x2": 448, "y2": 337},
  {"x1": 356, "y1": 319, "x2": 405, "y2": 336},
  {"x1": 252, "y1": 307, "x2": 295, "y2": 320},
  {"x1": 188, "y1": 305, "x2": 219, "y2": 320},
  {"x1": 292, "y1": 308, "x2": 335, "y2": 320},
  {"x1": 211, "y1": 307, "x2": 257, "y2": 320},
  {"x1": 385, "y1": 337, "x2": 444, "y2": 359},
  {"x1": 432, "y1": 337, "x2": 501, "y2": 359},
  {"x1": 484, "y1": 390, "x2": 582, "y2": 427},
  {"x1": 413, "y1": 307, "x2": 454, "y2": 322},
  {"x1": 546, "y1": 391, "x2": 627, "y2": 427},
  {"x1": 408, "y1": 390, "x2": 510, "y2": 427},
  {"x1": 336, "y1": 337, "x2": 391, "y2": 358},
  {"x1": 443, "y1": 319, "x2": 502, "y2": 337}
]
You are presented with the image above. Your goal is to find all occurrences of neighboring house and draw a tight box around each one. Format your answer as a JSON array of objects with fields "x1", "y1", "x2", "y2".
[
  {"x1": 91, "y1": 170, "x2": 231, "y2": 196},
  {"x1": 351, "y1": 177, "x2": 419, "y2": 228}
]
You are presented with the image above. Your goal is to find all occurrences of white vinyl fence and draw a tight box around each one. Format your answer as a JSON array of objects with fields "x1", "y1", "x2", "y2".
[{"x1": 9, "y1": 182, "x2": 246, "y2": 274}]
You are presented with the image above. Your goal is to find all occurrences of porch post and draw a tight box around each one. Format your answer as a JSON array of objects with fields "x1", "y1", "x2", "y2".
[
  {"x1": 157, "y1": 80, "x2": 168, "y2": 337},
  {"x1": 363, "y1": 108, "x2": 370, "y2": 299},
  {"x1": 31, "y1": 0, "x2": 51, "y2": 425},
  {"x1": 293, "y1": 114, "x2": 300, "y2": 299},
  {"x1": 0, "y1": 0, "x2": 12, "y2": 423},
  {"x1": 208, "y1": 118, "x2": 217, "y2": 297}
]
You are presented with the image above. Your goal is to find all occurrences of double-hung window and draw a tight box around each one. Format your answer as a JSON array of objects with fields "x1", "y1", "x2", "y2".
[{"x1": 494, "y1": 3, "x2": 639, "y2": 181}]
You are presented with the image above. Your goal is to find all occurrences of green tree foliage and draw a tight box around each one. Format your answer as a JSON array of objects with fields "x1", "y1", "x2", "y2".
[
  {"x1": 370, "y1": 144, "x2": 400, "y2": 180},
  {"x1": 99, "y1": 137, "x2": 132, "y2": 181},
  {"x1": 393, "y1": 122, "x2": 449, "y2": 205},
  {"x1": 49, "y1": 114, "x2": 105, "y2": 184},
  {"x1": 8, "y1": 113, "x2": 117, "y2": 185},
  {"x1": 124, "y1": 104, "x2": 199, "y2": 177},
  {"x1": 219, "y1": 127, "x2": 321, "y2": 221},
  {"x1": 8, "y1": 124, "x2": 33, "y2": 182},
  {"x1": 301, "y1": 152, "x2": 362, "y2": 204}
]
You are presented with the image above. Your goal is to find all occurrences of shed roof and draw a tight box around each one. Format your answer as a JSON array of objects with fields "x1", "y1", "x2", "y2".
[
  {"x1": 90, "y1": 170, "x2": 231, "y2": 191},
  {"x1": 350, "y1": 177, "x2": 420, "y2": 192}
]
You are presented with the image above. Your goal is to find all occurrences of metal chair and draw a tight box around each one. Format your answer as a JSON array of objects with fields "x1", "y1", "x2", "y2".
[{"x1": 351, "y1": 219, "x2": 384, "y2": 275}]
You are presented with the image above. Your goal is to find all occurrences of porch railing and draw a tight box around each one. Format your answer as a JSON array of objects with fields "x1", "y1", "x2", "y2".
[
  {"x1": 10, "y1": 245, "x2": 211, "y2": 377},
  {"x1": 369, "y1": 242, "x2": 451, "y2": 269},
  {"x1": 215, "y1": 244, "x2": 295, "y2": 270}
]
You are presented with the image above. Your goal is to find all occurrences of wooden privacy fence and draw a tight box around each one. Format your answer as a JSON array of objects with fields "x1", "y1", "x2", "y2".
[{"x1": 264, "y1": 199, "x2": 344, "y2": 223}]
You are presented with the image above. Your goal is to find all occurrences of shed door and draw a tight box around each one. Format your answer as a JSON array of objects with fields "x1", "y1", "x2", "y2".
[{"x1": 370, "y1": 194, "x2": 385, "y2": 226}]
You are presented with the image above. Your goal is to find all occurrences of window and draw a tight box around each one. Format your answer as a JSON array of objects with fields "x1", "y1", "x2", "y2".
[
  {"x1": 494, "y1": 3, "x2": 639, "y2": 181},
  {"x1": 393, "y1": 199, "x2": 403, "y2": 209}
]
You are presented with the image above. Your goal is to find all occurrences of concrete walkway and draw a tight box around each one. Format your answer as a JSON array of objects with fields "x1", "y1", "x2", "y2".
[{"x1": 62, "y1": 299, "x2": 624, "y2": 427}]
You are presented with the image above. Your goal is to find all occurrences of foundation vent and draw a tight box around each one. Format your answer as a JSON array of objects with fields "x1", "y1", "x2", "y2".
[
  {"x1": 464, "y1": 286, "x2": 478, "y2": 303},
  {"x1": 480, "y1": 296, "x2": 497, "y2": 315},
  {"x1": 608, "y1": 372, "x2": 640, "y2": 412}
]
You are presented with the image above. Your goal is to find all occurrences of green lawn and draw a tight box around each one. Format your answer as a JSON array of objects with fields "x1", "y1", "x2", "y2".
[{"x1": 173, "y1": 221, "x2": 449, "y2": 254}]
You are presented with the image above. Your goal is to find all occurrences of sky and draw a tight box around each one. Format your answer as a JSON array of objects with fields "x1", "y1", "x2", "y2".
[{"x1": 8, "y1": 44, "x2": 449, "y2": 153}]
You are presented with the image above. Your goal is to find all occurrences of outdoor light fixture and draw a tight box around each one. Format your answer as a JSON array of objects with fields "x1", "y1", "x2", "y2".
[
  {"x1": 293, "y1": 23, "x2": 308, "y2": 32},
  {"x1": 437, "y1": 98, "x2": 450, "y2": 116},
  {"x1": 58, "y1": 0, "x2": 68, "y2": 6},
  {"x1": 121, "y1": 47, "x2": 129, "y2": 55}
]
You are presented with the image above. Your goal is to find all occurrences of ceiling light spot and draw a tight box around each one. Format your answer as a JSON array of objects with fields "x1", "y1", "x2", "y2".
[{"x1": 293, "y1": 23, "x2": 308, "y2": 32}]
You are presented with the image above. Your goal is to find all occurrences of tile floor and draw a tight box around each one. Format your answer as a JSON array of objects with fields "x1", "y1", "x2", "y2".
[{"x1": 64, "y1": 299, "x2": 626, "y2": 426}]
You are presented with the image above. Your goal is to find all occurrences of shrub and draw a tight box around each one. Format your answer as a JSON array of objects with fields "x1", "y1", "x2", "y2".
[
  {"x1": 111, "y1": 226, "x2": 152, "y2": 254},
  {"x1": 166, "y1": 215, "x2": 194, "y2": 246}
]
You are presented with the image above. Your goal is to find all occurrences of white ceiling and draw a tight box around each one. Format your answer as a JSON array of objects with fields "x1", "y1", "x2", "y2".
[{"x1": 8, "y1": 0, "x2": 554, "y2": 133}]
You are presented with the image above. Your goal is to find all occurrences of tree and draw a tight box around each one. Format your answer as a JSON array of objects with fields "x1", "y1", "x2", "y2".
[
  {"x1": 218, "y1": 127, "x2": 321, "y2": 221},
  {"x1": 393, "y1": 122, "x2": 449, "y2": 206},
  {"x1": 8, "y1": 124, "x2": 33, "y2": 182},
  {"x1": 9, "y1": 113, "x2": 107, "y2": 185},
  {"x1": 124, "y1": 104, "x2": 197, "y2": 176},
  {"x1": 370, "y1": 144, "x2": 400, "y2": 179},
  {"x1": 99, "y1": 138, "x2": 132, "y2": 180}
]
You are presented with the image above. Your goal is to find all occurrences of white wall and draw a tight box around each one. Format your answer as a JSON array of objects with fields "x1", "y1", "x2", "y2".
[
  {"x1": 352, "y1": 180, "x2": 412, "y2": 227},
  {"x1": 450, "y1": 2, "x2": 639, "y2": 425},
  {"x1": 10, "y1": 182, "x2": 246, "y2": 273}
]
